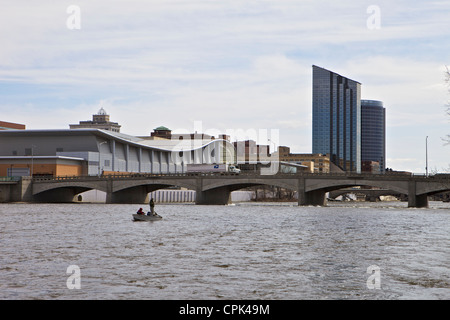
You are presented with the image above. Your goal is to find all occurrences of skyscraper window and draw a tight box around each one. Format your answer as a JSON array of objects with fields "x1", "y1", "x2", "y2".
[
  {"x1": 312, "y1": 65, "x2": 361, "y2": 172},
  {"x1": 361, "y1": 100, "x2": 386, "y2": 173}
]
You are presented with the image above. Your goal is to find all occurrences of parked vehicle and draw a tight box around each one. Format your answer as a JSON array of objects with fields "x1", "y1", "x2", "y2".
[{"x1": 186, "y1": 164, "x2": 240, "y2": 173}]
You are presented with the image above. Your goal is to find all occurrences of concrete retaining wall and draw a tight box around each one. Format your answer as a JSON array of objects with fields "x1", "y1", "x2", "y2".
[{"x1": 76, "y1": 189, "x2": 253, "y2": 203}]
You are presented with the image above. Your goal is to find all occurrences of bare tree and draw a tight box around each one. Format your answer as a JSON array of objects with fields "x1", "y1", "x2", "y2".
[
  {"x1": 444, "y1": 66, "x2": 450, "y2": 176},
  {"x1": 445, "y1": 66, "x2": 450, "y2": 145},
  {"x1": 446, "y1": 66, "x2": 450, "y2": 109}
]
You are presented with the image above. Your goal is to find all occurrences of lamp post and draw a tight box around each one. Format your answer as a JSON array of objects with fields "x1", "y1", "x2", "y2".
[
  {"x1": 268, "y1": 138, "x2": 277, "y2": 154},
  {"x1": 30, "y1": 145, "x2": 36, "y2": 177},
  {"x1": 98, "y1": 141, "x2": 108, "y2": 176},
  {"x1": 425, "y1": 136, "x2": 428, "y2": 177}
]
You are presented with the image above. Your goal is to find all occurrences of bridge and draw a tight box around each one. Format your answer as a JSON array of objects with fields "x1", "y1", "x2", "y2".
[{"x1": 7, "y1": 172, "x2": 447, "y2": 208}]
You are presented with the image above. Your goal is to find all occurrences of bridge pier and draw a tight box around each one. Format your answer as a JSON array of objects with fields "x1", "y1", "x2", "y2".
[
  {"x1": 366, "y1": 195, "x2": 380, "y2": 202},
  {"x1": 106, "y1": 186, "x2": 149, "y2": 204},
  {"x1": 33, "y1": 188, "x2": 78, "y2": 203},
  {"x1": 408, "y1": 181, "x2": 429, "y2": 208},
  {"x1": 298, "y1": 189, "x2": 326, "y2": 206},
  {"x1": 196, "y1": 186, "x2": 231, "y2": 205},
  {"x1": 0, "y1": 184, "x2": 12, "y2": 202},
  {"x1": 297, "y1": 178, "x2": 326, "y2": 206},
  {"x1": 408, "y1": 194, "x2": 429, "y2": 208}
]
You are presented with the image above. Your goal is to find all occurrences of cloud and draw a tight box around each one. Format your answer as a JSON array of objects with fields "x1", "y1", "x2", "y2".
[{"x1": 0, "y1": 0, "x2": 449, "y2": 172}]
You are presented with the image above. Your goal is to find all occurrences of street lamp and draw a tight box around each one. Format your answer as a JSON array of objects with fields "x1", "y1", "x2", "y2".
[
  {"x1": 268, "y1": 138, "x2": 277, "y2": 154},
  {"x1": 425, "y1": 136, "x2": 428, "y2": 177},
  {"x1": 98, "y1": 141, "x2": 108, "y2": 176},
  {"x1": 30, "y1": 145, "x2": 36, "y2": 177}
]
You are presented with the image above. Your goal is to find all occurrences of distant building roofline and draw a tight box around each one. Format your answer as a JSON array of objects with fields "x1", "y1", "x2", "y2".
[
  {"x1": 0, "y1": 128, "x2": 234, "y2": 153},
  {"x1": 312, "y1": 65, "x2": 362, "y2": 84},
  {"x1": 154, "y1": 126, "x2": 171, "y2": 131},
  {"x1": 0, "y1": 155, "x2": 85, "y2": 161},
  {"x1": 0, "y1": 120, "x2": 26, "y2": 130},
  {"x1": 361, "y1": 99, "x2": 384, "y2": 107}
]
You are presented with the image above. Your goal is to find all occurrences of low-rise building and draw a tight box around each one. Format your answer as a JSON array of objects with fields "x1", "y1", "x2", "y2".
[
  {"x1": 274, "y1": 146, "x2": 341, "y2": 173},
  {"x1": 140, "y1": 126, "x2": 230, "y2": 142},
  {"x1": 69, "y1": 108, "x2": 121, "y2": 132},
  {"x1": 0, "y1": 156, "x2": 84, "y2": 177},
  {"x1": 233, "y1": 140, "x2": 271, "y2": 163},
  {"x1": 362, "y1": 160, "x2": 381, "y2": 174},
  {"x1": 0, "y1": 121, "x2": 26, "y2": 130},
  {"x1": 150, "y1": 126, "x2": 172, "y2": 139},
  {"x1": 0, "y1": 128, "x2": 236, "y2": 177}
]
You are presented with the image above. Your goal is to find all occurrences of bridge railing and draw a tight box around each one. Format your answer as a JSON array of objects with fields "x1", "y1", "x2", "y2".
[
  {"x1": 0, "y1": 176, "x2": 20, "y2": 182},
  {"x1": 29, "y1": 170, "x2": 449, "y2": 183},
  {"x1": 31, "y1": 172, "x2": 242, "y2": 182}
]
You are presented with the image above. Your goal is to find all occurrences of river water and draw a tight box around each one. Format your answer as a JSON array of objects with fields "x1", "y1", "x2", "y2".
[{"x1": 0, "y1": 201, "x2": 449, "y2": 300}]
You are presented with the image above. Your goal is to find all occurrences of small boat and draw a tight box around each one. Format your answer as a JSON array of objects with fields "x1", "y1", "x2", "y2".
[{"x1": 132, "y1": 212, "x2": 163, "y2": 221}]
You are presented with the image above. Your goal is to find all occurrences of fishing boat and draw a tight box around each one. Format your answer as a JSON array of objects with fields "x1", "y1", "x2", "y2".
[{"x1": 132, "y1": 212, "x2": 162, "y2": 221}]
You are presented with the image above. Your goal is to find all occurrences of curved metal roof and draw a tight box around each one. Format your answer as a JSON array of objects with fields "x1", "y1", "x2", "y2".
[{"x1": 0, "y1": 128, "x2": 234, "y2": 153}]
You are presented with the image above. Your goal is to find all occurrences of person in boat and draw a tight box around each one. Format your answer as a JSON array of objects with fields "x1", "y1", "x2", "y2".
[
  {"x1": 137, "y1": 208, "x2": 145, "y2": 215},
  {"x1": 149, "y1": 198, "x2": 155, "y2": 215}
]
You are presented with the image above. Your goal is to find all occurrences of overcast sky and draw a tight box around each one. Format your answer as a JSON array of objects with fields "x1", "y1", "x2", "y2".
[{"x1": 1, "y1": 0, "x2": 449, "y2": 173}]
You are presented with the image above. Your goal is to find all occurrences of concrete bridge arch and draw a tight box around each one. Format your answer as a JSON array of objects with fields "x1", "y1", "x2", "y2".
[
  {"x1": 32, "y1": 180, "x2": 109, "y2": 203},
  {"x1": 304, "y1": 178, "x2": 409, "y2": 195},
  {"x1": 112, "y1": 178, "x2": 197, "y2": 193},
  {"x1": 33, "y1": 180, "x2": 109, "y2": 195},
  {"x1": 415, "y1": 181, "x2": 450, "y2": 196},
  {"x1": 108, "y1": 178, "x2": 198, "y2": 204},
  {"x1": 201, "y1": 177, "x2": 298, "y2": 192},
  {"x1": 31, "y1": 177, "x2": 198, "y2": 204},
  {"x1": 195, "y1": 177, "x2": 300, "y2": 205}
]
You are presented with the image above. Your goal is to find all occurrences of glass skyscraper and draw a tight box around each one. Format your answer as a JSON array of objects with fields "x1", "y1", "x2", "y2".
[
  {"x1": 312, "y1": 65, "x2": 361, "y2": 172},
  {"x1": 361, "y1": 100, "x2": 386, "y2": 173}
]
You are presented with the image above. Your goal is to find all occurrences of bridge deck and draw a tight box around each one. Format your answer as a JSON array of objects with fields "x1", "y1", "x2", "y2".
[
  {"x1": 31, "y1": 171, "x2": 442, "y2": 182},
  {"x1": 24, "y1": 172, "x2": 450, "y2": 208}
]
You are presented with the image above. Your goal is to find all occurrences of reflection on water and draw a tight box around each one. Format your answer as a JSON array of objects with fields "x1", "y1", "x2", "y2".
[{"x1": 0, "y1": 201, "x2": 449, "y2": 299}]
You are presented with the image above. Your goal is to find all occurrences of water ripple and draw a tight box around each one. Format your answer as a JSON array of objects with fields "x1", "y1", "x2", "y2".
[{"x1": 0, "y1": 201, "x2": 449, "y2": 299}]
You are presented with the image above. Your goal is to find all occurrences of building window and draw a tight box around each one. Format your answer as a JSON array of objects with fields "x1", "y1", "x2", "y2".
[
  {"x1": 25, "y1": 148, "x2": 32, "y2": 156},
  {"x1": 12, "y1": 150, "x2": 17, "y2": 156},
  {"x1": 104, "y1": 160, "x2": 110, "y2": 167},
  {"x1": 56, "y1": 147, "x2": 64, "y2": 152}
]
